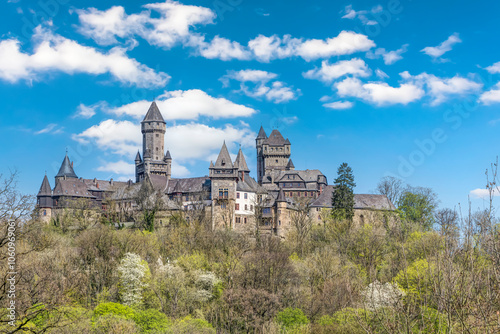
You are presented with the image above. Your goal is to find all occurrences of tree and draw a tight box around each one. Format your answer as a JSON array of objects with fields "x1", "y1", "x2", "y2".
[
  {"x1": 376, "y1": 176, "x2": 404, "y2": 205},
  {"x1": 117, "y1": 253, "x2": 151, "y2": 307},
  {"x1": 397, "y1": 187, "x2": 438, "y2": 231},
  {"x1": 331, "y1": 163, "x2": 356, "y2": 222},
  {"x1": 289, "y1": 197, "x2": 314, "y2": 256},
  {"x1": 135, "y1": 177, "x2": 164, "y2": 232}
]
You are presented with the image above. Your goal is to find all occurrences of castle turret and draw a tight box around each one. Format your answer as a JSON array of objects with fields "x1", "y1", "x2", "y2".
[
  {"x1": 164, "y1": 150, "x2": 172, "y2": 180},
  {"x1": 37, "y1": 174, "x2": 53, "y2": 222},
  {"x1": 210, "y1": 142, "x2": 238, "y2": 229},
  {"x1": 136, "y1": 102, "x2": 170, "y2": 182},
  {"x1": 256, "y1": 128, "x2": 291, "y2": 184},
  {"x1": 256, "y1": 126, "x2": 267, "y2": 184},
  {"x1": 55, "y1": 152, "x2": 78, "y2": 183}
]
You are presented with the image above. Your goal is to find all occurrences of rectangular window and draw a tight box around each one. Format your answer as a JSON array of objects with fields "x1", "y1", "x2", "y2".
[
  {"x1": 245, "y1": 204, "x2": 248, "y2": 210},
  {"x1": 244, "y1": 193, "x2": 248, "y2": 199},
  {"x1": 237, "y1": 192, "x2": 240, "y2": 199},
  {"x1": 244, "y1": 217, "x2": 247, "y2": 224},
  {"x1": 221, "y1": 203, "x2": 226, "y2": 209},
  {"x1": 250, "y1": 205, "x2": 253, "y2": 211},
  {"x1": 235, "y1": 203, "x2": 240, "y2": 210}
]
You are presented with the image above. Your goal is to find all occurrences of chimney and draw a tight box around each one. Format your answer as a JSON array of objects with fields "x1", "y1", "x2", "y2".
[{"x1": 110, "y1": 178, "x2": 114, "y2": 186}]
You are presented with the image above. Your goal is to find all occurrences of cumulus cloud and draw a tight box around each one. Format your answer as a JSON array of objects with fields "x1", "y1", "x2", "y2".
[
  {"x1": 303, "y1": 58, "x2": 370, "y2": 83},
  {"x1": 0, "y1": 26, "x2": 169, "y2": 86},
  {"x1": 323, "y1": 101, "x2": 354, "y2": 110},
  {"x1": 341, "y1": 4, "x2": 382, "y2": 26},
  {"x1": 76, "y1": 1, "x2": 215, "y2": 48},
  {"x1": 107, "y1": 89, "x2": 257, "y2": 120},
  {"x1": 470, "y1": 188, "x2": 499, "y2": 199},
  {"x1": 421, "y1": 33, "x2": 461, "y2": 59},
  {"x1": 222, "y1": 69, "x2": 300, "y2": 103},
  {"x1": 485, "y1": 61, "x2": 500, "y2": 74},
  {"x1": 73, "y1": 102, "x2": 107, "y2": 119},
  {"x1": 401, "y1": 71, "x2": 483, "y2": 105},
  {"x1": 97, "y1": 160, "x2": 135, "y2": 175},
  {"x1": 479, "y1": 83, "x2": 500, "y2": 105},
  {"x1": 366, "y1": 44, "x2": 408, "y2": 65},
  {"x1": 335, "y1": 77, "x2": 425, "y2": 106},
  {"x1": 192, "y1": 36, "x2": 251, "y2": 61}
]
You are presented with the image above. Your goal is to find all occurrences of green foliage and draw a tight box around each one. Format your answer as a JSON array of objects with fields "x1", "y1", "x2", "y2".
[
  {"x1": 170, "y1": 315, "x2": 216, "y2": 334},
  {"x1": 93, "y1": 302, "x2": 135, "y2": 320},
  {"x1": 412, "y1": 307, "x2": 450, "y2": 333},
  {"x1": 93, "y1": 314, "x2": 138, "y2": 334},
  {"x1": 331, "y1": 162, "x2": 356, "y2": 221},
  {"x1": 276, "y1": 307, "x2": 309, "y2": 329},
  {"x1": 397, "y1": 190, "x2": 437, "y2": 230},
  {"x1": 394, "y1": 259, "x2": 434, "y2": 303},
  {"x1": 133, "y1": 309, "x2": 172, "y2": 333}
]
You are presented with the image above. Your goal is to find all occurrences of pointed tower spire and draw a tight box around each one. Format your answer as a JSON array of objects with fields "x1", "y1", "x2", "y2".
[
  {"x1": 256, "y1": 126, "x2": 267, "y2": 139},
  {"x1": 142, "y1": 101, "x2": 165, "y2": 123},
  {"x1": 135, "y1": 151, "x2": 142, "y2": 163},
  {"x1": 164, "y1": 150, "x2": 172, "y2": 160},
  {"x1": 286, "y1": 159, "x2": 295, "y2": 170},
  {"x1": 55, "y1": 153, "x2": 78, "y2": 179},
  {"x1": 214, "y1": 141, "x2": 233, "y2": 169},
  {"x1": 234, "y1": 148, "x2": 250, "y2": 172},
  {"x1": 276, "y1": 188, "x2": 287, "y2": 202},
  {"x1": 38, "y1": 174, "x2": 52, "y2": 196}
]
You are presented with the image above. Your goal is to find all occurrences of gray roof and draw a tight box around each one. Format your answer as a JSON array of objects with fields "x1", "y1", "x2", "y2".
[
  {"x1": 135, "y1": 151, "x2": 142, "y2": 162},
  {"x1": 310, "y1": 185, "x2": 396, "y2": 210},
  {"x1": 236, "y1": 174, "x2": 259, "y2": 192},
  {"x1": 276, "y1": 188, "x2": 286, "y2": 202},
  {"x1": 266, "y1": 129, "x2": 288, "y2": 146},
  {"x1": 234, "y1": 148, "x2": 250, "y2": 172},
  {"x1": 142, "y1": 101, "x2": 165, "y2": 123},
  {"x1": 55, "y1": 154, "x2": 78, "y2": 179},
  {"x1": 53, "y1": 179, "x2": 95, "y2": 198},
  {"x1": 257, "y1": 126, "x2": 267, "y2": 139},
  {"x1": 38, "y1": 175, "x2": 52, "y2": 196},
  {"x1": 165, "y1": 150, "x2": 172, "y2": 160},
  {"x1": 213, "y1": 142, "x2": 233, "y2": 169},
  {"x1": 286, "y1": 159, "x2": 295, "y2": 169},
  {"x1": 166, "y1": 177, "x2": 210, "y2": 194}
]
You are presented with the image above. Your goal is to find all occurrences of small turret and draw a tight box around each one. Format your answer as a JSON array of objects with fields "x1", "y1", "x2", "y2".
[
  {"x1": 135, "y1": 151, "x2": 142, "y2": 164},
  {"x1": 55, "y1": 152, "x2": 78, "y2": 183}
]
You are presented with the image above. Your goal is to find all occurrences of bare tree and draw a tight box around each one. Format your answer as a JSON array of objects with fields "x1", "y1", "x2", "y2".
[
  {"x1": 135, "y1": 178, "x2": 164, "y2": 232},
  {"x1": 0, "y1": 170, "x2": 35, "y2": 224},
  {"x1": 376, "y1": 176, "x2": 405, "y2": 205},
  {"x1": 290, "y1": 197, "x2": 314, "y2": 256}
]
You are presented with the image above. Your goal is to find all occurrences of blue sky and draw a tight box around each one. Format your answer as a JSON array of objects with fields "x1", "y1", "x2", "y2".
[{"x1": 1, "y1": 0, "x2": 500, "y2": 211}]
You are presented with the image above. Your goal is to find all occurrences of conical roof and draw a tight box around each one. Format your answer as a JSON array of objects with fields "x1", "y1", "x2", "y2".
[
  {"x1": 276, "y1": 188, "x2": 286, "y2": 202},
  {"x1": 38, "y1": 174, "x2": 52, "y2": 196},
  {"x1": 267, "y1": 129, "x2": 287, "y2": 146},
  {"x1": 286, "y1": 159, "x2": 295, "y2": 169},
  {"x1": 214, "y1": 142, "x2": 233, "y2": 169},
  {"x1": 55, "y1": 153, "x2": 78, "y2": 178},
  {"x1": 257, "y1": 126, "x2": 267, "y2": 139},
  {"x1": 234, "y1": 148, "x2": 250, "y2": 172},
  {"x1": 164, "y1": 150, "x2": 172, "y2": 160},
  {"x1": 135, "y1": 151, "x2": 142, "y2": 162},
  {"x1": 142, "y1": 101, "x2": 165, "y2": 123}
]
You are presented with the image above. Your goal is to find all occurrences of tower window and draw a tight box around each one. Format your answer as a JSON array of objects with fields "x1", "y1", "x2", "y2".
[
  {"x1": 276, "y1": 159, "x2": 278, "y2": 163},
  {"x1": 156, "y1": 134, "x2": 159, "y2": 137}
]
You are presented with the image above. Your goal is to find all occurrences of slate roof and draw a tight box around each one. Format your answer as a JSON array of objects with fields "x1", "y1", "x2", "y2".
[
  {"x1": 38, "y1": 175, "x2": 52, "y2": 196},
  {"x1": 234, "y1": 148, "x2": 250, "y2": 172},
  {"x1": 142, "y1": 101, "x2": 165, "y2": 123},
  {"x1": 165, "y1": 150, "x2": 172, "y2": 160},
  {"x1": 165, "y1": 177, "x2": 211, "y2": 194},
  {"x1": 135, "y1": 151, "x2": 142, "y2": 162},
  {"x1": 286, "y1": 159, "x2": 295, "y2": 169},
  {"x1": 53, "y1": 179, "x2": 95, "y2": 198},
  {"x1": 276, "y1": 188, "x2": 286, "y2": 202},
  {"x1": 257, "y1": 126, "x2": 267, "y2": 139},
  {"x1": 236, "y1": 174, "x2": 259, "y2": 192},
  {"x1": 266, "y1": 129, "x2": 289, "y2": 146},
  {"x1": 83, "y1": 179, "x2": 129, "y2": 192},
  {"x1": 213, "y1": 142, "x2": 233, "y2": 169},
  {"x1": 55, "y1": 154, "x2": 78, "y2": 179},
  {"x1": 310, "y1": 185, "x2": 396, "y2": 210}
]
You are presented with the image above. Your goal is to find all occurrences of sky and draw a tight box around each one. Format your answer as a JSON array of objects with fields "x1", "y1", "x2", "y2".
[{"x1": 1, "y1": 0, "x2": 500, "y2": 212}]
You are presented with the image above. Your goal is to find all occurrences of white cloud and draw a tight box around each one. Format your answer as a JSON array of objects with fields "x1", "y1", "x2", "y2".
[
  {"x1": 295, "y1": 31, "x2": 375, "y2": 61},
  {"x1": 222, "y1": 69, "x2": 300, "y2": 103},
  {"x1": 485, "y1": 61, "x2": 500, "y2": 74},
  {"x1": 76, "y1": 1, "x2": 215, "y2": 48},
  {"x1": 73, "y1": 119, "x2": 141, "y2": 156},
  {"x1": 470, "y1": 188, "x2": 499, "y2": 199},
  {"x1": 303, "y1": 58, "x2": 370, "y2": 83},
  {"x1": 0, "y1": 26, "x2": 169, "y2": 86},
  {"x1": 247, "y1": 35, "x2": 300, "y2": 62},
  {"x1": 402, "y1": 72, "x2": 483, "y2": 105},
  {"x1": 367, "y1": 44, "x2": 408, "y2": 65},
  {"x1": 107, "y1": 89, "x2": 257, "y2": 120},
  {"x1": 97, "y1": 160, "x2": 135, "y2": 175},
  {"x1": 375, "y1": 69, "x2": 389, "y2": 79},
  {"x1": 479, "y1": 83, "x2": 500, "y2": 105},
  {"x1": 74, "y1": 102, "x2": 105, "y2": 119},
  {"x1": 35, "y1": 123, "x2": 64, "y2": 135},
  {"x1": 341, "y1": 5, "x2": 381, "y2": 26},
  {"x1": 335, "y1": 77, "x2": 425, "y2": 106},
  {"x1": 193, "y1": 36, "x2": 251, "y2": 61},
  {"x1": 421, "y1": 33, "x2": 461, "y2": 59},
  {"x1": 323, "y1": 101, "x2": 354, "y2": 110}
]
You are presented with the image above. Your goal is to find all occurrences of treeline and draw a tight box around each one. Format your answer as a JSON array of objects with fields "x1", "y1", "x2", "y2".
[{"x1": 0, "y1": 169, "x2": 500, "y2": 333}]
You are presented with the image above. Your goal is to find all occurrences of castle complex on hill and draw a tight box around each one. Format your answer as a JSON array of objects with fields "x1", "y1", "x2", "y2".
[{"x1": 37, "y1": 102, "x2": 395, "y2": 235}]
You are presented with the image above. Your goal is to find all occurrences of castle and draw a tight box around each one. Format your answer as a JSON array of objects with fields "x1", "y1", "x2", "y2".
[{"x1": 37, "y1": 102, "x2": 395, "y2": 234}]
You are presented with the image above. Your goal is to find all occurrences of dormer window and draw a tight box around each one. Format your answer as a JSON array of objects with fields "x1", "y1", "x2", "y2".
[{"x1": 221, "y1": 160, "x2": 226, "y2": 166}]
